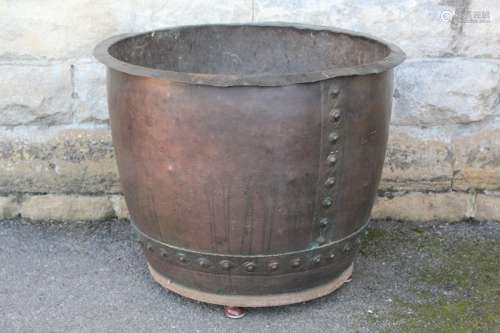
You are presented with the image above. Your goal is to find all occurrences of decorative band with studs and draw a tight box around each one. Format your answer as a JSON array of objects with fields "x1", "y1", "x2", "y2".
[
  {"x1": 317, "y1": 83, "x2": 343, "y2": 243},
  {"x1": 132, "y1": 220, "x2": 368, "y2": 276}
]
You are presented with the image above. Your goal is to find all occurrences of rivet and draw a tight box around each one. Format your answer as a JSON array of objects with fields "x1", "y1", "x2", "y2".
[
  {"x1": 327, "y1": 153, "x2": 337, "y2": 166},
  {"x1": 312, "y1": 255, "x2": 321, "y2": 264},
  {"x1": 177, "y1": 253, "x2": 188, "y2": 263},
  {"x1": 328, "y1": 132, "x2": 339, "y2": 144},
  {"x1": 290, "y1": 258, "x2": 302, "y2": 268},
  {"x1": 317, "y1": 236, "x2": 326, "y2": 245},
  {"x1": 146, "y1": 242, "x2": 154, "y2": 251},
  {"x1": 267, "y1": 261, "x2": 279, "y2": 271},
  {"x1": 160, "y1": 249, "x2": 169, "y2": 257},
  {"x1": 324, "y1": 177, "x2": 336, "y2": 188},
  {"x1": 198, "y1": 258, "x2": 210, "y2": 268},
  {"x1": 343, "y1": 244, "x2": 351, "y2": 253},
  {"x1": 244, "y1": 261, "x2": 256, "y2": 272},
  {"x1": 219, "y1": 260, "x2": 233, "y2": 270},
  {"x1": 322, "y1": 197, "x2": 333, "y2": 208},
  {"x1": 330, "y1": 86, "x2": 340, "y2": 97},
  {"x1": 319, "y1": 218, "x2": 329, "y2": 227},
  {"x1": 329, "y1": 108, "x2": 341, "y2": 122}
]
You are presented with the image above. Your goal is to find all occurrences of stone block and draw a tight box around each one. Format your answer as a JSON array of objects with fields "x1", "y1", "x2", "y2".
[
  {"x1": 0, "y1": 0, "x2": 134, "y2": 60},
  {"x1": 0, "y1": 126, "x2": 120, "y2": 194},
  {"x1": 20, "y1": 194, "x2": 114, "y2": 221},
  {"x1": 110, "y1": 195, "x2": 130, "y2": 219},
  {"x1": 72, "y1": 61, "x2": 109, "y2": 124},
  {"x1": 460, "y1": 0, "x2": 500, "y2": 58},
  {"x1": 372, "y1": 192, "x2": 472, "y2": 222},
  {"x1": 392, "y1": 59, "x2": 500, "y2": 126},
  {"x1": 381, "y1": 126, "x2": 452, "y2": 192},
  {"x1": 133, "y1": 0, "x2": 253, "y2": 31},
  {"x1": 0, "y1": 63, "x2": 72, "y2": 126},
  {"x1": 475, "y1": 193, "x2": 500, "y2": 221},
  {"x1": 0, "y1": 196, "x2": 20, "y2": 219},
  {"x1": 452, "y1": 122, "x2": 500, "y2": 191},
  {"x1": 254, "y1": 0, "x2": 455, "y2": 58}
]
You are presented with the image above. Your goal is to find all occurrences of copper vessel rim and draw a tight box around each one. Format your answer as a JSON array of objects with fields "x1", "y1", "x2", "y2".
[{"x1": 94, "y1": 22, "x2": 406, "y2": 87}]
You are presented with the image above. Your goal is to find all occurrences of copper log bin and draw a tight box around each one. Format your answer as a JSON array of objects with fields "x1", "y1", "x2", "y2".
[{"x1": 94, "y1": 23, "x2": 405, "y2": 307}]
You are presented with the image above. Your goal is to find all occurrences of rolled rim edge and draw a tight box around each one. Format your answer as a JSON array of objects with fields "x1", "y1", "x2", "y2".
[{"x1": 93, "y1": 22, "x2": 406, "y2": 87}]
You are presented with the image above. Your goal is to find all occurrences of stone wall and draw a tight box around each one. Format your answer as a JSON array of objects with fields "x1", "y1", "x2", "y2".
[{"x1": 1, "y1": 0, "x2": 499, "y2": 222}]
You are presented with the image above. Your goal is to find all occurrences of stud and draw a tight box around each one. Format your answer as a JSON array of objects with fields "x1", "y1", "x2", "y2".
[
  {"x1": 177, "y1": 253, "x2": 188, "y2": 263},
  {"x1": 327, "y1": 153, "x2": 337, "y2": 166},
  {"x1": 198, "y1": 258, "x2": 211, "y2": 268},
  {"x1": 329, "y1": 108, "x2": 341, "y2": 122},
  {"x1": 324, "y1": 177, "x2": 336, "y2": 188},
  {"x1": 219, "y1": 260, "x2": 233, "y2": 270},
  {"x1": 328, "y1": 132, "x2": 339, "y2": 144},
  {"x1": 322, "y1": 197, "x2": 333, "y2": 208},
  {"x1": 243, "y1": 261, "x2": 256, "y2": 272},
  {"x1": 267, "y1": 261, "x2": 279, "y2": 271},
  {"x1": 343, "y1": 243, "x2": 351, "y2": 253},
  {"x1": 290, "y1": 258, "x2": 302, "y2": 268},
  {"x1": 330, "y1": 86, "x2": 340, "y2": 97}
]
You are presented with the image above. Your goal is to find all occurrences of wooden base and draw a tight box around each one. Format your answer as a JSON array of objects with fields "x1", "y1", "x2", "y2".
[{"x1": 148, "y1": 263, "x2": 353, "y2": 307}]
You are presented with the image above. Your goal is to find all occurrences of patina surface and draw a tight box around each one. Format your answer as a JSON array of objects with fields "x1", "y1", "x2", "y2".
[{"x1": 95, "y1": 23, "x2": 405, "y2": 306}]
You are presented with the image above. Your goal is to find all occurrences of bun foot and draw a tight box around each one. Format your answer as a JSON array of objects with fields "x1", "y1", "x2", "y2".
[{"x1": 224, "y1": 306, "x2": 246, "y2": 319}]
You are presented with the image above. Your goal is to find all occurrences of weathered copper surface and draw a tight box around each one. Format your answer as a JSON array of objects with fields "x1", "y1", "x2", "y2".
[{"x1": 95, "y1": 23, "x2": 405, "y2": 306}]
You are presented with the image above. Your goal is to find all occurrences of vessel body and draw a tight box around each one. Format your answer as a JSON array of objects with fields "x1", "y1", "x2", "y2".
[{"x1": 95, "y1": 23, "x2": 405, "y2": 306}]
